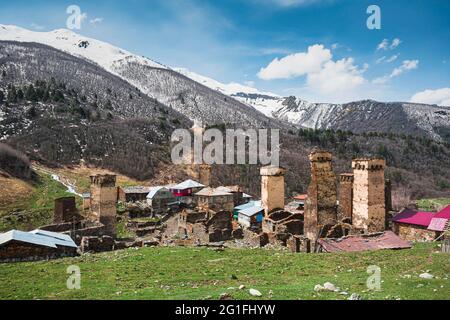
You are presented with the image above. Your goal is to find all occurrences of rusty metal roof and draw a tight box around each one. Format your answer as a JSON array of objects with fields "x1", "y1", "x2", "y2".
[{"x1": 318, "y1": 231, "x2": 412, "y2": 253}]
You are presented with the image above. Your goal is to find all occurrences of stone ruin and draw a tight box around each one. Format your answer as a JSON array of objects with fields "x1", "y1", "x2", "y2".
[
  {"x1": 304, "y1": 150, "x2": 338, "y2": 241},
  {"x1": 198, "y1": 163, "x2": 212, "y2": 187},
  {"x1": 338, "y1": 173, "x2": 354, "y2": 223},
  {"x1": 53, "y1": 197, "x2": 84, "y2": 224},
  {"x1": 177, "y1": 209, "x2": 232, "y2": 244},
  {"x1": 260, "y1": 166, "x2": 286, "y2": 216},
  {"x1": 89, "y1": 174, "x2": 118, "y2": 237}
]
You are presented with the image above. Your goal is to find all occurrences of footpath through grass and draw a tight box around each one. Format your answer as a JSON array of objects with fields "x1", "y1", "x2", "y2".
[{"x1": 0, "y1": 243, "x2": 448, "y2": 300}]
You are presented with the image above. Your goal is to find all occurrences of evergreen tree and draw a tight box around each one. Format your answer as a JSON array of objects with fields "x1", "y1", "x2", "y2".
[
  {"x1": 17, "y1": 88, "x2": 24, "y2": 100},
  {"x1": 0, "y1": 89, "x2": 4, "y2": 103},
  {"x1": 25, "y1": 84, "x2": 37, "y2": 101},
  {"x1": 7, "y1": 85, "x2": 17, "y2": 103}
]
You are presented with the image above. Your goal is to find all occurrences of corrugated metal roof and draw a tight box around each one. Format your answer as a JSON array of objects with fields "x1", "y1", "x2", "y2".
[
  {"x1": 318, "y1": 231, "x2": 412, "y2": 253},
  {"x1": 172, "y1": 179, "x2": 204, "y2": 190},
  {"x1": 195, "y1": 187, "x2": 233, "y2": 196},
  {"x1": 428, "y1": 218, "x2": 448, "y2": 232},
  {"x1": 146, "y1": 186, "x2": 170, "y2": 199},
  {"x1": 234, "y1": 200, "x2": 262, "y2": 211},
  {"x1": 239, "y1": 206, "x2": 264, "y2": 217},
  {"x1": 391, "y1": 209, "x2": 434, "y2": 227},
  {"x1": 435, "y1": 205, "x2": 450, "y2": 219},
  {"x1": 0, "y1": 229, "x2": 77, "y2": 249}
]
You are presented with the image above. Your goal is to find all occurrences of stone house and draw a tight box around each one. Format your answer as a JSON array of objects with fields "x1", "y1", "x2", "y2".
[
  {"x1": 391, "y1": 209, "x2": 439, "y2": 242},
  {"x1": 146, "y1": 186, "x2": 175, "y2": 214},
  {"x1": 237, "y1": 205, "x2": 264, "y2": 229},
  {"x1": 117, "y1": 186, "x2": 151, "y2": 203},
  {"x1": 0, "y1": 229, "x2": 77, "y2": 263},
  {"x1": 195, "y1": 187, "x2": 235, "y2": 213},
  {"x1": 170, "y1": 179, "x2": 205, "y2": 205}
]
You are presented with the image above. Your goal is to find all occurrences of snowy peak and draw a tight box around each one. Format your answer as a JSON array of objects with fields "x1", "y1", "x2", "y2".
[
  {"x1": 174, "y1": 67, "x2": 278, "y2": 97},
  {"x1": 0, "y1": 24, "x2": 167, "y2": 73}
]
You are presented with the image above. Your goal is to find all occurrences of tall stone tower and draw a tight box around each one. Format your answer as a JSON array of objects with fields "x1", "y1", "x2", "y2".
[
  {"x1": 352, "y1": 158, "x2": 386, "y2": 233},
  {"x1": 338, "y1": 173, "x2": 354, "y2": 222},
  {"x1": 304, "y1": 150, "x2": 337, "y2": 241},
  {"x1": 260, "y1": 166, "x2": 286, "y2": 216},
  {"x1": 90, "y1": 174, "x2": 117, "y2": 237},
  {"x1": 198, "y1": 164, "x2": 212, "y2": 187}
]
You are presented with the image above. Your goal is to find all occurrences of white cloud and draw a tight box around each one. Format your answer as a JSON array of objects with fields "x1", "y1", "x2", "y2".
[
  {"x1": 307, "y1": 57, "x2": 366, "y2": 96},
  {"x1": 410, "y1": 88, "x2": 450, "y2": 106},
  {"x1": 390, "y1": 59, "x2": 418, "y2": 77},
  {"x1": 377, "y1": 39, "x2": 389, "y2": 51},
  {"x1": 257, "y1": 44, "x2": 332, "y2": 80},
  {"x1": 258, "y1": 44, "x2": 368, "y2": 102},
  {"x1": 373, "y1": 59, "x2": 419, "y2": 84},
  {"x1": 386, "y1": 54, "x2": 399, "y2": 63},
  {"x1": 376, "y1": 56, "x2": 386, "y2": 64},
  {"x1": 377, "y1": 38, "x2": 401, "y2": 51},
  {"x1": 89, "y1": 17, "x2": 103, "y2": 26},
  {"x1": 390, "y1": 38, "x2": 401, "y2": 49}
]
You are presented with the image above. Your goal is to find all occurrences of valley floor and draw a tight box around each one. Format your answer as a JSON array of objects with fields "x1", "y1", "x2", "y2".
[{"x1": 0, "y1": 243, "x2": 448, "y2": 300}]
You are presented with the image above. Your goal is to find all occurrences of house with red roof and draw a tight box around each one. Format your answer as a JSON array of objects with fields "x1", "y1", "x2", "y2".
[
  {"x1": 391, "y1": 205, "x2": 450, "y2": 242},
  {"x1": 391, "y1": 209, "x2": 439, "y2": 242}
]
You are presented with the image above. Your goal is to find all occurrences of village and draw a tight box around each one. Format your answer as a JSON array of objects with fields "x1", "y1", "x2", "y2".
[{"x1": 1, "y1": 148, "x2": 449, "y2": 263}]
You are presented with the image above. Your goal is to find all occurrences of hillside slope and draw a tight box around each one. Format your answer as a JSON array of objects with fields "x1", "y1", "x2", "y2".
[
  {"x1": 0, "y1": 41, "x2": 192, "y2": 178},
  {"x1": 0, "y1": 25, "x2": 283, "y2": 128}
]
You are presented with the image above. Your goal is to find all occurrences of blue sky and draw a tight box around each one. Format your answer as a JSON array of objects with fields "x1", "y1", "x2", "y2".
[{"x1": 0, "y1": 0, "x2": 449, "y2": 104}]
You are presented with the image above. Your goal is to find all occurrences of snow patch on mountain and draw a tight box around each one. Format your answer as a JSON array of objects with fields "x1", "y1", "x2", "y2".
[{"x1": 0, "y1": 24, "x2": 167, "y2": 75}]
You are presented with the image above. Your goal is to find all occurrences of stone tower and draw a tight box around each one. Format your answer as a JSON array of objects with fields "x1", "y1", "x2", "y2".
[
  {"x1": 90, "y1": 174, "x2": 117, "y2": 237},
  {"x1": 352, "y1": 158, "x2": 386, "y2": 233},
  {"x1": 198, "y1": 164, "x2": 212, "y2": 187},
  {"x1": 260, "y1": 166, "x2": 286, "y2": 216},
  {"x1": 304, "y1": 150, "x2": 337, "y2": 241},
  {"x1": 338, "y1": 173, "x2": 354, "y2": 222}
]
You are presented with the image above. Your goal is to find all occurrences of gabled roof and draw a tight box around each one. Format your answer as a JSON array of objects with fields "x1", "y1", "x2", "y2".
[
  {"x1": 146, "y1": 186, "x2": 171, "y2": 199},
  {"x1": 0, "y1": 230, "x2": 77, "y2": 249},
  {"x1": 234, "y1": 200, "x2": 262, "y2": 211},
  {"x1": 391, "y1": 209, "x2": 434, "y2": 227},
  {"x1": 172, "y1": 179, "x2": 205, "y2": 190},
  {"x1": 238, "y1": 206, "x2": 264, "y2": 217},
  {"x1": 434, "y1": 205, "x2": 450, "y2": 219},
  {"x1": 195, "y1": 187, "x2": 233, "y2": 197}
]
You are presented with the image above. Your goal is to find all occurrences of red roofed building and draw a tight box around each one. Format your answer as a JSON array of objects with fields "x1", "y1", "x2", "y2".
[
  {"x1": 391, "y1": 209, "x2": 440, "y2": 242},
  {"x1": 428, "y1": 205, "x2": 450, "y2": 232}
]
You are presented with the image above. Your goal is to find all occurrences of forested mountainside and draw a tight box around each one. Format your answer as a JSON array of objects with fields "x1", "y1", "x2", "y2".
[{"x1": 0, "y1": 41, "x2": 191, "y2": 179}]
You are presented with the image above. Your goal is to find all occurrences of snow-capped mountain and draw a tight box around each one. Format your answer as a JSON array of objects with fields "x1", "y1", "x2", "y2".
[
  {"x1": 174, "y1": 67, "x2": 285, "y2": 118},
  {"x1": 1, "y1": 24, "x2": 449, "y2": 142},
  {"x1": 0, "y1": 24, "x2": 167, "y2": 74},
  {"x1": 0, "y1": 24, "x2": 283, "y2": 128}
]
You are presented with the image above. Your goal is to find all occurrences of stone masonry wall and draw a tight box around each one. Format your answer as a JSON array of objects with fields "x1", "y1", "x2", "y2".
[
  {"x1": 260, "y1": 166, "x2": 286, "y2": 216},
  {"x1": 338, "y1": 174, "x2": 354, "y2": 222},
  {"x1": 352, "y1": 159, "x2": 386, "y2": 233},
  {"x1": 304, "y1": 151, "x2": 337, "y2": 241},
  {"x1": 90, "y1": 174, "x2": 117, "y2": 237}
]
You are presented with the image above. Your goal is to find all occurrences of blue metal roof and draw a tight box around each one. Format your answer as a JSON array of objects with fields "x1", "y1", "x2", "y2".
[
  {"x1": 234, "y1": 200, "x2": 262, "y2": 211},
  {"x1": 238, "y1": 206, "x2": 264, "y2": 217}
]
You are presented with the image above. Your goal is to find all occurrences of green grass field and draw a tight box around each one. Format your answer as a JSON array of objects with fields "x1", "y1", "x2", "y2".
[
  {"x1": 0, "y1": 243, "x2": 448, "y2": 300},
  {"x1": 0, "y1": 172, "x2": 79, "y2": 232},
  {"x1": 417, "y1": 198, "x2": 450, "y2": 212}
]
